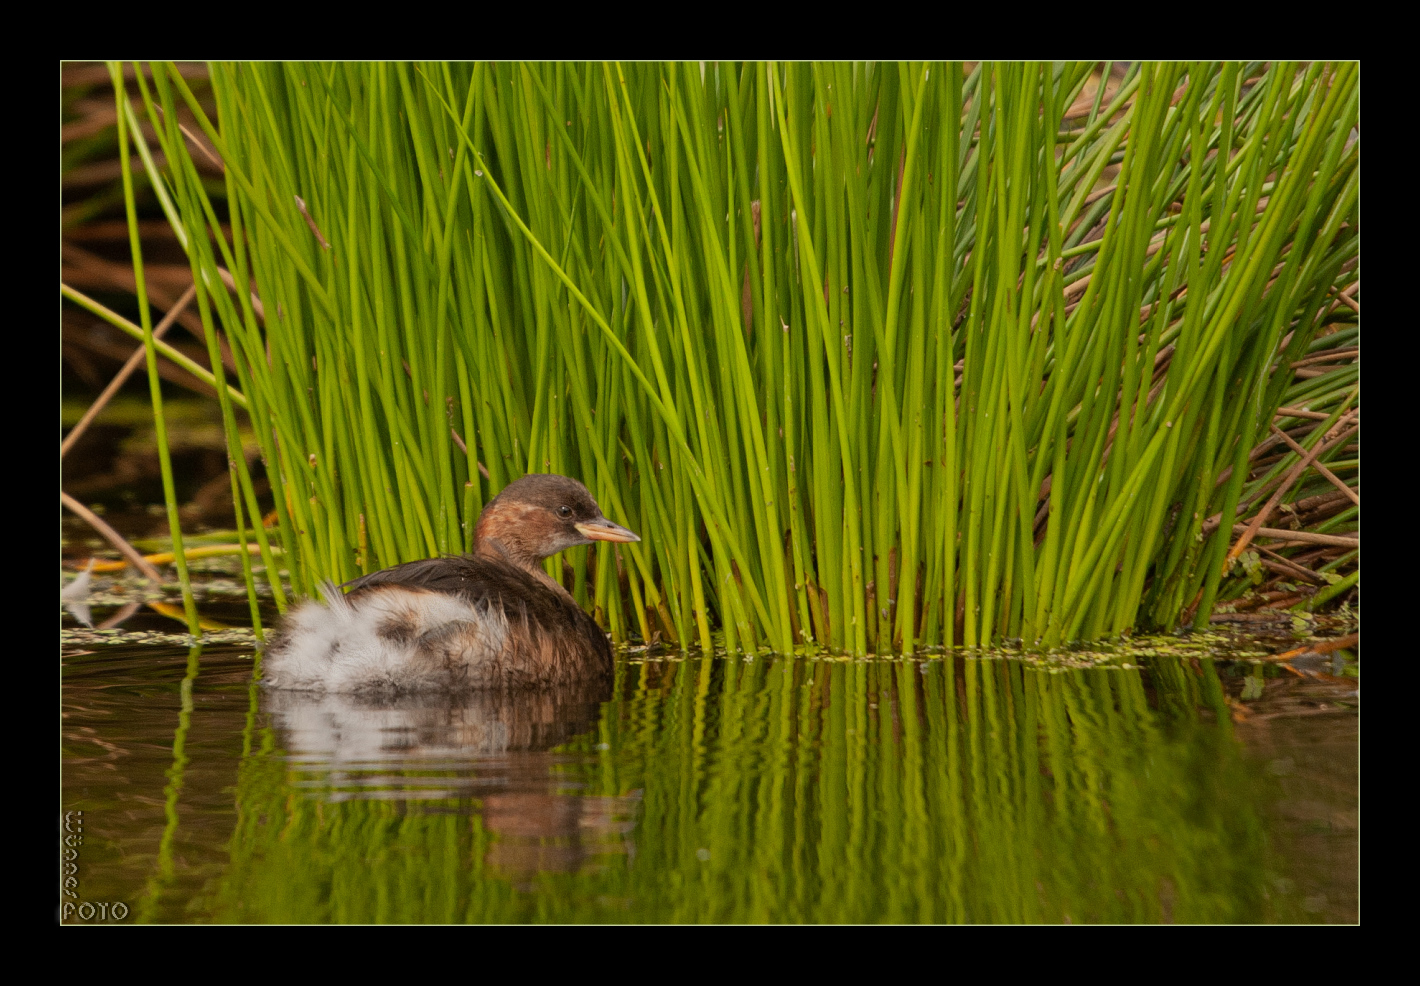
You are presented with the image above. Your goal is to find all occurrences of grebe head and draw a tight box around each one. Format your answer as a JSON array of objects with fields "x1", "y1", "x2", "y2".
[{"x1": 474, "y1": 474, "x2": 639, "y2": 571}]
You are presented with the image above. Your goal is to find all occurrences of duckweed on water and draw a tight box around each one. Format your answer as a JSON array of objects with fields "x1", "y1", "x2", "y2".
[{"x1": 62, "y1": 627, "x2": 259, "y2": 649}]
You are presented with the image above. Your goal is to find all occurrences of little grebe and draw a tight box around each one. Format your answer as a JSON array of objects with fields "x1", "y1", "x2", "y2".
[{"x1": 263, "y1": 474, "x2": 639, "y2": 693}]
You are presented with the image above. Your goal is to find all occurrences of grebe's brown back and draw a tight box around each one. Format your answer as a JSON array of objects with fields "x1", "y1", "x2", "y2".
[{"x1": 262, "y1": 474, "x2": 639, "y2": 693}]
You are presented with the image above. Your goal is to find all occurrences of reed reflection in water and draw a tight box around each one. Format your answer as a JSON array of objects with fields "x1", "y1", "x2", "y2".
[{"x1": 210, "y1": 652, "x2": 1289, "y2": 923}]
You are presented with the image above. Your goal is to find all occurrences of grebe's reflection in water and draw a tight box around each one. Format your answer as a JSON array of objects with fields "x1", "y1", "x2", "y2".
[
  {"x1": 266, "y1": 675, "x2": 611, "y2": 760},
  {"x1": 264, "y1": 676, "x2": 639, "y2": 879}
]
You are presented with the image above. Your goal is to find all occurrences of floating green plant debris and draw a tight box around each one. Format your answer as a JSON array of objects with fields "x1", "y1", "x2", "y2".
[{"x1": 61, "y1": 627, "x2": 259, "y2": 649}]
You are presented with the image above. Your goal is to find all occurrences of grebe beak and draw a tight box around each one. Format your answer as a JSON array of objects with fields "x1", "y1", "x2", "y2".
[{"x1": 575, "y1": 518, "x2": 641, "y2": 544}]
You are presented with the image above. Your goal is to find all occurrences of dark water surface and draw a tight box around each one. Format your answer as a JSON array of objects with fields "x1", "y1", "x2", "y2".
[{"x1": 61, "y1": 634, "x2": 1357, "y2": 923}]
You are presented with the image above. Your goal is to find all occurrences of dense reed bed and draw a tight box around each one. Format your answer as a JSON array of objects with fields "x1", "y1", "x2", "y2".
[{"x1": 85, "y1": 61, "x2": 1358, "y2": 652}]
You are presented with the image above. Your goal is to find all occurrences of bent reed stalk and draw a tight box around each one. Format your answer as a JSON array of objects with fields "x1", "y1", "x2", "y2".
[{"x1": 123, "y1": 61, "x2": 1359, "y2": 653}]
